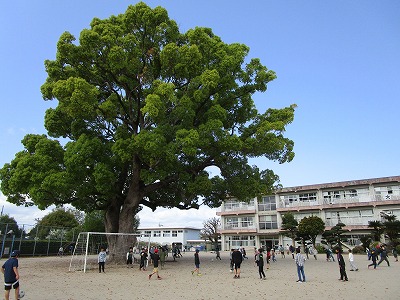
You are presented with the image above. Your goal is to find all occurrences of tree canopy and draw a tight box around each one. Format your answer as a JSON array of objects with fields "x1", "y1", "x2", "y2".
[
  {"x1": 0, "y1": 215, "x2": 22, "y2": 236},
  {"x1": 281, "y1": 212, "x2": 298, "y2": 245},
  {"x1": 321, "y1": 222, "x2": 348, "y2": 249},
  {"x1": 29, "y1": 208, "x2": 79, "y2": 239},
  {"x1": 297, "y1": 215, "x2": 325, "y2": 246},
  {"x1": 0, "y1": 2, "x2": 295, "y2": 239}
]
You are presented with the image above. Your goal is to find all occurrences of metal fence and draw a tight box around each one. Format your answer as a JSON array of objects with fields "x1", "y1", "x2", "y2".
[{"x1": 0, "y1": 222, "x2": 78, "y2": 258}]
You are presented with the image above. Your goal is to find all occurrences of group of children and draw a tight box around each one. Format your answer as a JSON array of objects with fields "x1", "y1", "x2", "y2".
[
  {"x1": 97, "y1": 245, "x2": 168, "y2": 280},
  {"x1": 96, "y1": 242, "x2": 397, "y2": 284}
]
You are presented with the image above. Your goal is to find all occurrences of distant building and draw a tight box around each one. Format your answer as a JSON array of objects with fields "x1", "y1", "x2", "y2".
[
  {"x1": 217, "y1": 176, "x2": 400, "y2": 251},
  {"x1": 137, "y1": 227, "x2": 202, "y2": 250}
]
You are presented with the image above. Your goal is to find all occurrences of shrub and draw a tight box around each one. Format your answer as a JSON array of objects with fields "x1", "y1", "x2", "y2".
[
  {"x1": 315, "y1": 245, "x2": 325, "y2": 254},
  {"x1": 351, "y1": 245, "x2": 364, "y2": 254}
]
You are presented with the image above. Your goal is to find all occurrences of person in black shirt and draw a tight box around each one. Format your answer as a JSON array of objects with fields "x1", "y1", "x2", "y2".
[
  {"x1": 148, "y1": 248, "x2": 161, "y2": 280},
  {"x1": 255, "y1": 249, "x2": 266, "y2": 280},
  {"x1": 191, "y1": 249, "x2": 201, "y2": 276},
  {"x1": 2, "y1": 250, "x2": 20, "y2": 300},
  {"x1": 336, "y1": 248, "x2": 348, "y2": 281},
  {"x1": 232, "y1": 248, "x2": 243, "y2": 279}
]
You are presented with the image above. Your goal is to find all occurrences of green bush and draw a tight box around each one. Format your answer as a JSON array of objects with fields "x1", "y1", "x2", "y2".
[
  {"x1": 351, "y1": 245, "x2": 364, "y2": 254},
  {"x1": 315, "y1": 245, "x2": 325, "y2": 254}
]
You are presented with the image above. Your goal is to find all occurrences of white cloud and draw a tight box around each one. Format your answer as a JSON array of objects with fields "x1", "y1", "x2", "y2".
[
  {"x1": 0, "y1": 193, "x2": 53, "y2": 228},
  {"x1": 137, "y1": 206, "x2": 218, "y2": 229},
  {"x1": 0, "y1": 192, "x2": 218, "y2": 230}
]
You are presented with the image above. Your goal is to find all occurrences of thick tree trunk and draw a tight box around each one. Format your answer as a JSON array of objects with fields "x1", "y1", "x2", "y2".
[
  {"x1": 104, "y1": 180, "x2": 141, "y2": 263},
  {"x1": 104, "y1": 157, "x2": 142, "y2": 263}
]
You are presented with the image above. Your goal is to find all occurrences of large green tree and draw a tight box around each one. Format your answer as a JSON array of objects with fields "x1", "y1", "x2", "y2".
[
  {"x1": 298, "y1": 216, "x2": 325, "y2": 247},
  {"x1": 29, "y1": 208, "x2": 79, "y2": 240},
  {"x1": 0, "y1": 215, "x2": 22, "y2": 237},
  {"x1": 0, "y1": 3, "x2": 295, "y2": 252}
]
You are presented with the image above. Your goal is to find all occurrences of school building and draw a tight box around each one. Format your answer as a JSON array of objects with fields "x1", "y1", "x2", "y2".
[
  {"x1": 217, "y1": 176, "x2": 400, "y2": 251},
  {"x1": 137, "y1": 227, "x2": 203, "y2": 250}
]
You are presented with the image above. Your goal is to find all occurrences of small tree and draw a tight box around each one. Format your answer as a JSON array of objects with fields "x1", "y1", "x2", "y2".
[
  {"x1": 200, "y1": 217, "x2": 221, "y2": 250},
  {"x1": 281, "y1": 212, "x2": 298, "y2": 246},
  {"x1": 295, "y1": 231, "x2": 312, "y2": 251},
  {"x1": 368, "y1": 220, "x2": 384, "y2": 242},
  {"x1": 298, "y1": 216, "x2": 325, "y2": 247},
  {"x1": 360, "y1": 236, "x2": 372, "y2": 250},
  {"x1": 321, "y1": 222, "x2": 348, "y2": 249},
  {"x1": 382, "y1": 215, "x2": 400, "y2": 247}
]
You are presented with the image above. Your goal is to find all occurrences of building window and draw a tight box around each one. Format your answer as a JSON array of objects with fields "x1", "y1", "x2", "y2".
[
  {"x1": 298, "y1": 192, "x2": 317, "y2": 202},
  {"x1": 227, "y1": 235, "x2": 256, "y2": 247},
  {"x1": 258, "y1": 196, "x2": 276, "y2": 211},
  {"x1": 344, "y1": 189, "x2": 357, "y2": 198},
  {"x1": 143, "y1": 231, "x2": 151, "y2": 237},
  {"x1": 224, "y1": 200, "x2": 240, "y2": 210},
  {"x1": 281, "y1": 195, "x2": 298, "y2": 205},
  {"x1": 163, "y1": 231, "x2": 170, "y2": 237},
  {"x1": 153, "y1": 230, "x2": 161, "y2": 237},
  {"x1": 241, "y1": 217, "x2": 254, "y2": 228},
  {"x1": 259, "y1": 215, "x2": 278, "y2": 229},
  {"x1": 225, "y1": 217, "x2": 239, "y2": 229},
  {"x1": 172, "y1": 230, "x2": 178, "y2": 237}
]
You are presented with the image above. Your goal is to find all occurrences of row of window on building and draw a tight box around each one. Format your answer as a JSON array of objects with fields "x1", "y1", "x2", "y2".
[{"x1": 140, "y1": 230, "x2": 184, "y2": 238}]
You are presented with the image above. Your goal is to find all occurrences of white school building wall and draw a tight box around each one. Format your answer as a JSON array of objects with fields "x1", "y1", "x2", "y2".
[{"x1": 137, "y1": 227, "x2": 201, "y2": 249}]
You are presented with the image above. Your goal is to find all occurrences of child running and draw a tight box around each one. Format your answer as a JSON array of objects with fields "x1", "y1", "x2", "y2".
[{"x1": 148, "y1": 248, "x2": 161, "y2": 280}]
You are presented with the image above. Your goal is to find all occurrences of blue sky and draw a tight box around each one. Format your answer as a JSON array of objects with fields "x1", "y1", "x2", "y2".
[{"x1": 0, "y1": 0, "x2": 399, "y2": 228}]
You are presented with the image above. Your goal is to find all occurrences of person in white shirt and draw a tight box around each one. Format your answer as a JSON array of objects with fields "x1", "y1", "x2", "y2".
[
  {"x1": 348, "y1": 249, "x2": 358, "y2": 271},
  {"x1": 295, "y1": 248, "x2": 306, "y2": 282}
]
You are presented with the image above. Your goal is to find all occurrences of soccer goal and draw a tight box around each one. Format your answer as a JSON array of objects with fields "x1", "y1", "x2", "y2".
[{"x1": 69, "y1": 232, "x2": 140, "y2": 273}]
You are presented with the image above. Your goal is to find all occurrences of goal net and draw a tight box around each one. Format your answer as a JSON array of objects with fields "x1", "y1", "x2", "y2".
[{"x1": 69, "y1": 232, "x2": 140, "y2": 273}]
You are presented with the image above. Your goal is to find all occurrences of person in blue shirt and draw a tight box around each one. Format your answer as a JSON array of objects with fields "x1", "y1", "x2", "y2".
[{"x1": 1, "y1": 250, "x2": 20, "y2": 300}]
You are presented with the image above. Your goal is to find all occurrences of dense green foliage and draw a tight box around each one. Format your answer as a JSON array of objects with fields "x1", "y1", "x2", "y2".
[
  {"x1": 298, "y1": 216, "x2": 325, "y2": 246},
  {"x1": 0, "y1": 215, "x2": 22, "y2": 236},
  {"x1": 0, "y1": 2, "x2": 295, "y2": 236},
  {"x1": 321, "y1": 222, "x2": 348, "y2": 249},
  {"x1": 28, "y1": 208, "x2": 79, "y2": 239},
  {"x1": 281, "y1": 212, "x2": 298, "y2": 244}
]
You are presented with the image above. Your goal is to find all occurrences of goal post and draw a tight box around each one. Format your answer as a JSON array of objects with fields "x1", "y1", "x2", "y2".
[{"x1": 69, "y1": 232, "x2": 141, "y2": 273}]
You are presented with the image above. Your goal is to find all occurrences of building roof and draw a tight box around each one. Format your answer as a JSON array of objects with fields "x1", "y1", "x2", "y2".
[
  {"x1": 138, "y1": 227, "x2": 201, "y2": 231},
  {"x1": 276, "y1": 176, "x2": 400, "y2": 193}
]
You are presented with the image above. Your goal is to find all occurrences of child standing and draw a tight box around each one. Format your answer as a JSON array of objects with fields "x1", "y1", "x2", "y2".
[
  {"x1": 98, "y1": 247, "x2": 107, "y2": 273},
  {"x1": 295, "y1": 248, "x2": 306, "y2": 282},
  {"x1": 126, "y1": 247, "x2": 134, "y2": 268},
  {"x1": 139, "y1": 248, "x2": 148, "y2": 271},
  {"x1": 255, "y1": 248, "x2": 266, "y2": 280},
  {"x1": 1, "y1": 250, "x2": 20, "y2": 300},
  {"x1": 336, "y1": 248, "x2": 348, "y2": 281},
  {"x1": 148, "y1": 248, "x2": 161, "y2": 280},
  {"x1": 348, "y1": 249, "x2": 358, "y2": 271},
  {"x1": 191, "y1": 249, "x2": 201, "y2": 276}
]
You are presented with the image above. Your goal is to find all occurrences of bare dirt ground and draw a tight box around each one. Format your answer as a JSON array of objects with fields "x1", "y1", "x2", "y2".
[{"x1": 8, "y1": 251, "x2": 399, "y2": 300}]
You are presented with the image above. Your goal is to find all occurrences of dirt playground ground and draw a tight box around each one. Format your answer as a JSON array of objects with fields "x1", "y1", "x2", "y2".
[{"x1": 5, "y1": 251, "x2": 399, "y2": 300}]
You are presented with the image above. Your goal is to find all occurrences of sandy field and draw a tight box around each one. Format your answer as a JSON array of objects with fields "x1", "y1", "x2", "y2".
[{"x1": 7, "y1": 251, "x2": 399, "y2": 300}]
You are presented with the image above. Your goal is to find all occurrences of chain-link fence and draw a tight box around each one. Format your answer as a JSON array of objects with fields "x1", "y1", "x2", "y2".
[{"x1": 0, "y1": 222, "x2": 78, "y2": 257}]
